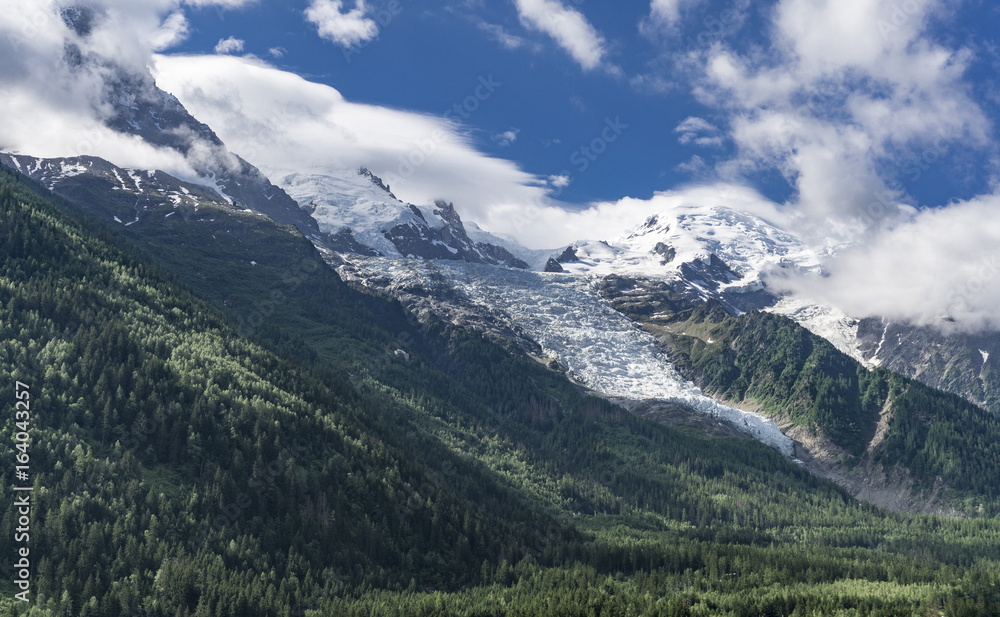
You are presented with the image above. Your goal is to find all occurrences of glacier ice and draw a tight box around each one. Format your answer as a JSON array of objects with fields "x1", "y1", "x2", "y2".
[{"x1": 344, "y1": 256, "x2": 795, "y2": 457}]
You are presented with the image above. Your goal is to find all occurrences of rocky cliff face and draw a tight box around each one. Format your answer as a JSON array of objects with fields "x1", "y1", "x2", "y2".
[
  {"x1": 279, "y1": 168, "x2": 529, "y2": 269},
  {"x1": 381, "y1": 200, "x2": 529, "y2": 269},
  {"x1": 98, "y1": 67, "x2": 320, "y2": 236},
  {"x1": 857, "y1": 318, "x2": 1000, "y2": 415},
  {"x1": 0, "y1": 153, "x2": 242, "y2": 226}
]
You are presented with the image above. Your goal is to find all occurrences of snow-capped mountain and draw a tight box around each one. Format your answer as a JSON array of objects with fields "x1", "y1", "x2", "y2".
[
  {"x1": 102, "y1": 69, "x2": 318, "y2": 236},
  {"x1": 554, "y1": 207, "x2": 822, "y2": 279},
  {"x1": 279, "y1": 168, "x2": 529, "y2": 269},
  {"x1": 534, "y1": 208, "x2": 1000, "y2": 414},
  {"x1": 532, "y1": 205, "x2": 874, "y2": 362},
  {"x1": 544, "y1": 206, "x2": 822, "y2": 309},
  {"x1": 325, "y1": 201, "x2": 880, "y2": 456}
]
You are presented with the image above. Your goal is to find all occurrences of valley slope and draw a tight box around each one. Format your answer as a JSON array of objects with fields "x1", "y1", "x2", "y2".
[{"x1": 3, "y1": 149, "x2": 1000, "y2": 617}]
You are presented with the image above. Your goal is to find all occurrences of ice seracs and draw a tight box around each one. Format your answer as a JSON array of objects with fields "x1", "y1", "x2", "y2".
[{"x1": 341, "y1": 256, "x2": 795, "y2": 457}]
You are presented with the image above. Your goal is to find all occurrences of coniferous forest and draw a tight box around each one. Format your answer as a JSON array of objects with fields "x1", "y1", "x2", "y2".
[{"x1": 1, "y1": 165, "x2": 1000, "y2": 616}]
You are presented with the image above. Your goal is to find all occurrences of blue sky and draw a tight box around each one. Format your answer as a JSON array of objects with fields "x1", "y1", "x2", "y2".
[
  {"x1": 169, "y1": 0, "x2": 999, "y2": 210},
  {"x1": 175, "y1": 0, "x2": 710, "y2": 206}
]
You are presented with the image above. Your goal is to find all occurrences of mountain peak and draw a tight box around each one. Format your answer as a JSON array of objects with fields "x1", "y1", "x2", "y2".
[
  {"x1": 358, "y1": 167, "x2": 397, "y2": 200},
  {"x1": 432, "y1": 200, "x2": 463, "y2": 230},
  {"x1": 61, "y1": 5, "x2": 98, "y2": 38}
]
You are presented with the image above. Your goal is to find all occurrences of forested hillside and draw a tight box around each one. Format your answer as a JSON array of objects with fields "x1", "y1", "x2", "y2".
[
  {"x1": 2, "y1": 167, "x2": 1000, "y2": 616},
  {"x1": 636, "y1": 299, "x2": 1000, "y2": 507}
]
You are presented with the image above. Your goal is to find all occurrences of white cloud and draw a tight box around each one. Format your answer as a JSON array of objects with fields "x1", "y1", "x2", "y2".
[
  {"x1": 775, "y1": 194, "x2": 1000, "y2": 333},
  {"x1": 304, "y1": 0, "x2": 378, "y2": 48},
  {"x1": 151, "y1": 54, "x2": 559, "y2": 241},
  {"x1": 214, "y1": 36, "x2": 245, "y2": 54},
  {"x1": 693, "y1": 0, "x2": 989, "y2": 230},
  {"x1": 0, "y1": 0, "x2": 254, "y2": 179},
  {"x1": 548, "y1": 174, "x2": 571, "y2": 188},
  {"x1": 512, "y1": 0, "x2": 609, "y2": 71},
  {"x1": 268, "y1": 46, "x2": 286, "y2": 58},
  {"x1": 676, "y1": 154, "x2": 708, "y2": 175},
  {"x1": 154, "y1": 56, "x2": 774, "y2": 250},
  {"x1": 477, "y1": 21, "x2": 528, "y2": 50},
  {"x1": 148, "y1": 55, "x2": 788, "y2": 251},
  {"x1": 674, "y1": 116, "x2": 723, "y2": 147},
  {"x1": 646, "y1": 0, "x2": 703, "y2": 27},
  {"x1": 676, "y1": 0, "x2": 999, "y2": 331},
  {"x1": 493, "y1": 183, "x2": 789, "y2": 249},
  {"x1": 150, "y1": 11, "x2": 189, "y2": 51},
  {"x1": 493, "y1": 129, "x2": 519, "y2": 146}
]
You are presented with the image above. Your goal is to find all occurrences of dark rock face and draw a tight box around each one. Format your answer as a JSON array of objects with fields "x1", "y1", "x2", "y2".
[
  {"x1": 679, "y1": 254, "x2": 740, "y2": 293},
  {"x1": 475, "y1": 242, "x2": 529, "y2": 270},
  {"x1": 326, "y1": 229, "x2": 382, "y2": 257},
  {"x1": 408, "y1": 204, "x2": 427, "y2": 223},
  {"x1": 543, "y1": 258, "x2": 565, "y2": 273},
  {"x1": 596, "y1": 274, "x2": 711, "y2": 323},
  {"x1": 0, "y1": 153, "x2": 244, "y2": 228},
  {"x1": 653, "y1": 242, "x2": 676, "y2": 263},
  {"x1": 381, "y1": 200, "x2": 529, "y2": 269},
  {"x1": 97, "y1": 67, "x2": 321, "y2": 236},
  {"x1": 61, "y1": 5, "x2": 98, "y2": 37},
  {"x1": 556, "y1": 246, "x2": 579, "y2": 263},
  {"x1": 360, "y1": 167, "x2": 397, "y2": 200},
  {"x1": 856, "y1": 318, "x2": 1000, "y2": 415}
]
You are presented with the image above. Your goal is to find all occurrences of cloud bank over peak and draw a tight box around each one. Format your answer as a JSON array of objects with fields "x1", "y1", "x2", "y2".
[
  {"x1": 151, "y1": 53, "x2": 560, "y2": 243},
  {"x1": 656, "y1": 0, "x2": 1000, "y2": 333},
  {"x1": 774, "y1": 194, "x2": 1000, "y2": 334},
  {"x1": 0, "y1": 1, "x2": 226, "y2": 179}
]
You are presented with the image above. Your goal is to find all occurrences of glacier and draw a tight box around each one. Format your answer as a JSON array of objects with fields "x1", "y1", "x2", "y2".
[{"x1": 340, "y1": 255, "x2": 795, "y2": 458}]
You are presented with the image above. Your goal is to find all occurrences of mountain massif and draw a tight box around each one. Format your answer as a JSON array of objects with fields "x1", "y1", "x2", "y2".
[
  {"x1": 3, "y1": 136, "x2": 1000, "y2": 617},
  {"x1": 2, "y1": 9, "x2": 1000, "y2": 612}
]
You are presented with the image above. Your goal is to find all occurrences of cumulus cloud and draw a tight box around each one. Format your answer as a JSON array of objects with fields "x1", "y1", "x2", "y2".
[
  {"x1": 492, "y1": 129, "x2": 519, "y2": 146},
  {"x1": 150, "y1": 11, "x2": 189, "y2": 51},
  {"x1": 693, "y1": 0, "x2": 989, "y2": 231},
  {"x1": 774, "y1": 194, "x2": 1000, "y2": 333},
  {"x1": 214, "y1": 36, "x2": 245, "y2": 54},
  {"x1": 304, "y1": 0, "x2": 378, "y2": 48},
  {"x1": 512, "y1": 0, "x2": 610, "y2": 72},
  {"x1": 268, "y1": 46, "x2": 286, "y2": 58},
  {"x1": 547, "y1": 174, "x2": 571, "y2": 189},
  {"x1": 674, "y1": 116, "x2": 723, "y2": 147}
]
